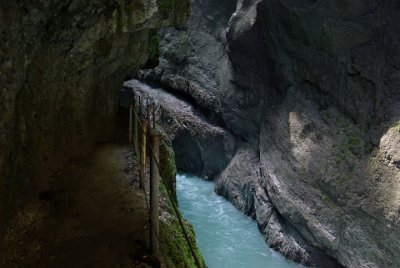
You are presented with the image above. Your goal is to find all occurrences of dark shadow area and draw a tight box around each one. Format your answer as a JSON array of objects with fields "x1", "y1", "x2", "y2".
[{"x1": 172, "y1": 133, "x2": 204, "y2": 175}]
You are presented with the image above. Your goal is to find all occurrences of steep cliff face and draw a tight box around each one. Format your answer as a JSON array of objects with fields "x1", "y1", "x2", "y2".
[
  {"x1": 138, "y1": 0, "x2": 400, "y2": 267},
  {"x1": 0, "y1": 0, "x2": 190, "y2": 238}
]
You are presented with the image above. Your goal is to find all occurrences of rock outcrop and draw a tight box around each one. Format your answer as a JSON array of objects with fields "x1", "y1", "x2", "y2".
[
  {"x1": 121, "y1": 79, "x2": 236, "y2": 180},
  {"x1": 0, "y1": 0, "x2": 190, "y2": 242},
  {"x1": 136, "y1": 0, "x2": 400, "y2": 267}
]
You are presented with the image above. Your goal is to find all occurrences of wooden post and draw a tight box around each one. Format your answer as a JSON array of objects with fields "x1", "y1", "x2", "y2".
[
  {"x1": 129, "y1": 105, "x2": 133, "y2": 144},
  {"x1": 138, "y1": 96, "x2": 142, "y2": 116},
  {"x1": 150, "y1": 132, "x2": 160, "y2": 257},
  {"x1": 152, "y1": 104, "x2": 156, "y2": 129},
  {"x1": 140, "y1": 119, "x2": 147, "y2": 189},
  {"x1": 147, "y1": 102, "x2": 151, "y2": 135},
  {"x1": 133, "y1": 104, "x2": 139, "y2": 156}
]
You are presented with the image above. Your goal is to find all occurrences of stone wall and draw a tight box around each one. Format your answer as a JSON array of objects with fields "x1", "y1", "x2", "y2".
[{"x1": 0, "y1": 0, "x2": 190, "y2": 238}]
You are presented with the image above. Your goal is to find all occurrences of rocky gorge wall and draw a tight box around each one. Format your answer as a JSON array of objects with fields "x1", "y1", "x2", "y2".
[
  {"x1": 137, "y1": 0, "x2": 400, "y2": 267},
  {"x1": 0, "y1": 0, "x2": 190, "y2": 240}
]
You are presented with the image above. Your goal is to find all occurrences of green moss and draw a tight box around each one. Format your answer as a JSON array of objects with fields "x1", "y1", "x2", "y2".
[
  {"x1": 393, "y1": 121, "x2": 400, "y2": 132},
  {"x1": 157, "y1": 127, "x2": 205, "y2": 268},
  {"x1": 334, "y1": 118, "x2": 367, "y2": 159},
  {"x1": 159, "y1": 129, "x2": 177, "y2": 203},
  {"x1": 159, "y1": 182, "x2": 205, "y2": 268},
  {"x1": 344, "y1": 129, "x2": 363, "y2": 157},
  {"x1": 321, "y1": 194, "x2": 339, "y2": 209},
  {"x1": 148, "y1": 33, "x2": 159, "y2": 62},
  {"x1": 321, "y1": 109, "x2": 373, "y2": 176}
]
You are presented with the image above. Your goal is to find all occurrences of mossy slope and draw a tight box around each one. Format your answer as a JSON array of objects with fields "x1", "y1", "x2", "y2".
[{"x1": 158, "y1": 129, "x2": 206, "y2": 268}]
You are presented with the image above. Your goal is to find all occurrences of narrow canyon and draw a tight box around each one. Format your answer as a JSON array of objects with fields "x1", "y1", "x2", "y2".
[{"x1": 1, "y1": 0, "x2": 400, "y2": 268}]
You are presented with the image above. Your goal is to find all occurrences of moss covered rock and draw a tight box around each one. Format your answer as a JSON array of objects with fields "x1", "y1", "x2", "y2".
[
  {"x1": 160, "y1": 184, "x2": 206, "y2": 268},
  {"x1": 157, "y1": 127, "x2": 206, "y2": 268},
  {"x1": 159, "y1": 128, "x2": 178, "y2": 203}
]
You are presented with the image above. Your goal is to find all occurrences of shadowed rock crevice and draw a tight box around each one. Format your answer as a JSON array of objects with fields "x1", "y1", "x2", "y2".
[{"x1": 172, "y1": 133, "x2": 204, "y2": 175}]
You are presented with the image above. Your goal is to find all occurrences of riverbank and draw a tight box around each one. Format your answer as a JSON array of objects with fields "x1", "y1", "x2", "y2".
[{"x1": 177, "y1": 173, "x2": 303, "y2": 268}]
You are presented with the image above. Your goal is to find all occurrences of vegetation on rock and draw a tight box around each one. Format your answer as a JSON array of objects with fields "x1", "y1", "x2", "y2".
[
  {"x1": 147, "y1": 32, "x2": 160, "y2": 67},
  {"x1": 158, "y1": 129, "x2": 205, "y2": 268}
]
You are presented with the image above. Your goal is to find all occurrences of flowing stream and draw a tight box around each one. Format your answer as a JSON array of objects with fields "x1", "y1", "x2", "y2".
[{"x1": 176, "y1": 173, "x2": 304, "y2": 268}]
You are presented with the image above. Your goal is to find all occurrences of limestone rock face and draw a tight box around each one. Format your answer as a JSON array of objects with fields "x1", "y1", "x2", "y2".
[
  {"x1": 121, "y1": 79, "x2": 236, "y2": 180},
  {"x1": 0, "y1": 0, "x2": 190, "y2": 238},
  {"x1": 138, "y1": 0, "x2": 400, "y2": 267}
]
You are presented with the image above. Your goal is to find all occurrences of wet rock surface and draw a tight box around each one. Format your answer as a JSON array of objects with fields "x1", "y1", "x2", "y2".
[{"x1": 136, "y1": 0, "x2": 400, "y2": 267}]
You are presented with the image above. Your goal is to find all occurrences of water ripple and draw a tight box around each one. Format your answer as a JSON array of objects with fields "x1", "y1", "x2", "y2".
[{"x1": 176, "y1": 173, "x2": 304, "y2": 268}]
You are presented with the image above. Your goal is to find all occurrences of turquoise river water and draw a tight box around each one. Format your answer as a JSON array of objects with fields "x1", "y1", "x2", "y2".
[{"x1": 176, "y1": 173, "x2": 304, "y2": 268}]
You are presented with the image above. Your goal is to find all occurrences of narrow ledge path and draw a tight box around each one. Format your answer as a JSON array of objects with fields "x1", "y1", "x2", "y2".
[{"x1": 3, "y1": 143, "x2": 155, "y2": 268}]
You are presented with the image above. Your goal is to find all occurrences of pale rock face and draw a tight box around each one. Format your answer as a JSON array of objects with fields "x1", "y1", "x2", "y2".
[
  {"x1": 0, "y1": 0, "x2": 190, "y2": 239},
  {"x1": 137, "y1": 0, "x2": 400, "y2": 267}
]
